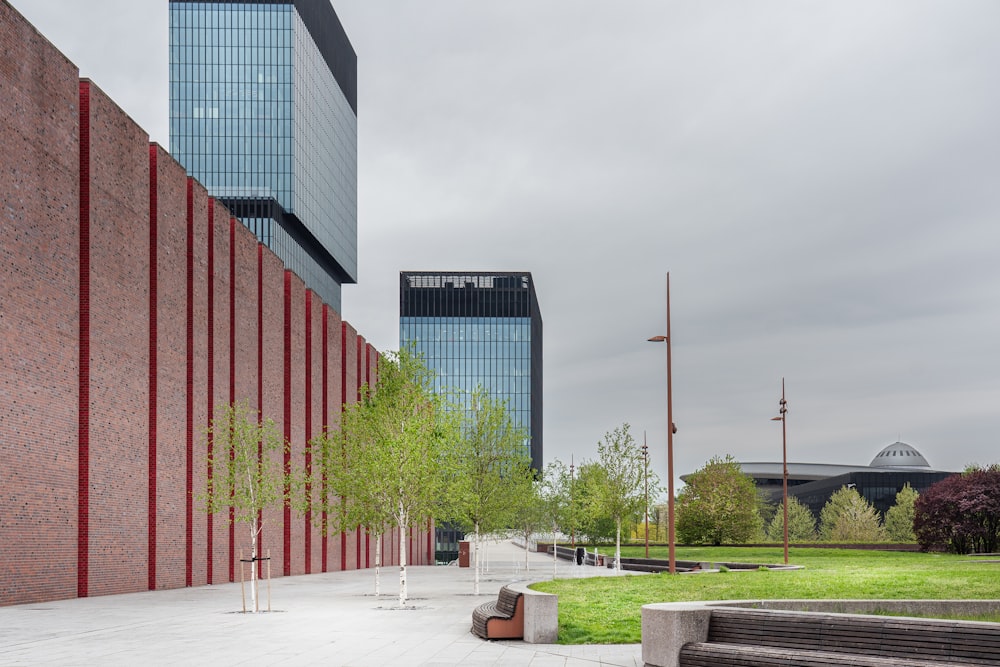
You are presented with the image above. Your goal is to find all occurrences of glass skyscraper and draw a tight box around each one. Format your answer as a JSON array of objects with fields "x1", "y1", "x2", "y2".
[
  {"x1": 169, "y1": 0, "x2": 357, "y2": 310},
  {"x1": 399, "y1": 272, "x2": 543, "y2": 472}
]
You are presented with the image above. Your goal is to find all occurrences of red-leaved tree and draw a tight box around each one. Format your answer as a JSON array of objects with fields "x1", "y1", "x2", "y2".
[{"x1": 914, "y1": 465, "x2": 1000, "y2": 554}]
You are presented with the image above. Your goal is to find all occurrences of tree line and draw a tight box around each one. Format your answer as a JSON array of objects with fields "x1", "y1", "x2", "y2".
[{"x1": 671, "y1": 455, "x2": 1000, "y2": 554}]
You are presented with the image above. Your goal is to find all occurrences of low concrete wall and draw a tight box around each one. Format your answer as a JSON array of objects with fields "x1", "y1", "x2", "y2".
[
  {"x1": 716, "y1": 598, "x2": 1000, "y2": 616},
  {"x1": 642, "y1": 599, "x2": 1000, "y2": 667},
  {"x1": 509, "y1": 582, "x2": 558, "y2": 644},
  {"x1": 641, "y1": 603, "x2": 712, "y2": 667}
]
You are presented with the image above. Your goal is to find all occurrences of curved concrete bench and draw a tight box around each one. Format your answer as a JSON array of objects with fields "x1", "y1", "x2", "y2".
[
  {"x1": 468, "y1": 581, "x2": 558, "y2": 644},
  {"x1": 506, "y1": 582, "x2": 558, "y2": 644},
  {"x1": 643, "y1": 600, "x2": 1000, "y2": 667}
]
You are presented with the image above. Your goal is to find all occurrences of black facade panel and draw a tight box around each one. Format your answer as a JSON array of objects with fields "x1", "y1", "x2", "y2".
[
  {"x1": 222, "y1": 196, "x2": 355, "y2": 284},
  {"x1": 790, "y1": 470, "x2": 955, "y2": 520}
]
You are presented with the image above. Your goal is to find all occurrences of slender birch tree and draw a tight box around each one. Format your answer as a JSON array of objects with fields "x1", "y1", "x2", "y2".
[
  {"x1": 592, "y1": 424, "x2": 651, "y2": 573},
  {"x1": 318, "y1": 348, "x2": 459, "y2": 607},
  {"x1": 200, "y1": 401, "x2": 288, "y2": 612},
  {"x1": 539, "y1": 460, "x2": 571, "y2": 579},
  {"x1": 447, "y1": 386, "x2": 534, "y2": 594}
]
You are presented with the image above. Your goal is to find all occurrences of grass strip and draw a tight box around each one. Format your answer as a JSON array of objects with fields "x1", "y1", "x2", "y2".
[{"x1": 529, "y1": 546, "x2": 1000, "y2": 644}]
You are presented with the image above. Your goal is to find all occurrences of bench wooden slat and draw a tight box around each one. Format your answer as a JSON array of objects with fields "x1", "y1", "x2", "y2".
[
  {"x1": 699, "y1": 608, "x2": 1000, "y2": 666},
  {"x1": 681, "y1": 642, "x2": 963, "y2": 667}
]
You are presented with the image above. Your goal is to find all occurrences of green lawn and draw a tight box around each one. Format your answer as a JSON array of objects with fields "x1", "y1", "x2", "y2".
[{"x1": 529, "y1": 546, "x2": 1000, "y2": 644}]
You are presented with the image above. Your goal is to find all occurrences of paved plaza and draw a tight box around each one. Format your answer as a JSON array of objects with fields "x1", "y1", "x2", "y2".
[{"x1": 0, "y1": 541, "x2": 642, "y2": 666}]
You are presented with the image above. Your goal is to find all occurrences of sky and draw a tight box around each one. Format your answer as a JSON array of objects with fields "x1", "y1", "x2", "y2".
[{"x1": 12, "y1": 0, "x2": 1000, "y2": 492}]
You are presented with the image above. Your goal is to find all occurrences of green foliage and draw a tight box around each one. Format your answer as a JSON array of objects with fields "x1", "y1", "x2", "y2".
[
  {"x1": 510, "y1": 475, "x2": 547, "y2": 547},
  {"x1": 200, "y1": 400, "x2": 288, "y2": 526},
  {"x1": 334, "y1": 348, "x2": 458, "y2": 531},
  {"x1": 591, "y1": 423, "x2": 655, "y2": 569},
  {"x1": 676, "y1": 455, "x2": 761, "y2": 545},
  {"x1": 765, "y1": 495, "x2": 817, "y2": 542},
  {"x1": 819, "y1": 486, "x2": 886, "y2": 542},
  {"x1": 533, "y1": 546, "x2": 1000, "y2": 644},
  {"x1": 539, "y1": 460, "x2": 572, "y2": 532},
  {"x1": 445, "y1": 386, "x2": 534, "y2": 536},
  {"x1": 572, "y1": 461, "x2": 616, "y2": 544},
  {"x1": 884, "y1": 484, "x2": 918, "y2": 543},
  {"x1": 308, "y1": 348, "x2": 460, "y2": 606}
]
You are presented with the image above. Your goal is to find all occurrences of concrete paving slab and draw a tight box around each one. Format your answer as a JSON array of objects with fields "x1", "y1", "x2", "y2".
[{"x1": 0, "y1": 540, "x2": 642, "y2": 666}]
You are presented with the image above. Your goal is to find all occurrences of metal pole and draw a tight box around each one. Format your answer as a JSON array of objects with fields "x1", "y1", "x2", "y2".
[
  {"x1": 781, "y1": 379, "x2": 789, "y2": 565},
  {"x1": 647, "y1": 273, "x2": 676, "y2": 574},
  {"x1": 666, "y1": 273, "x2": 676, "y2": 575},
  {"x1": 643, "y1": 433, "x2": 649, "y2": 558},
  {"x1": 570, "y1": 456, "x2": 575, "y2": 549}
]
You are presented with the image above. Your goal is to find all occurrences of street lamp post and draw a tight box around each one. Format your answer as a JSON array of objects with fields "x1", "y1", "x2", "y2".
[
  {"x1": 648, "y1": 272, "x2": 676, "y2": 574},
  {"x1": 642, "y1": 433, "x2": 649, "y2": 558},
  {"x1": 570, "y1": 456, "x2": 575, "y2": 550},
  {"x1": 770, "y1": 378, "x2": 789, "y2": 565}
]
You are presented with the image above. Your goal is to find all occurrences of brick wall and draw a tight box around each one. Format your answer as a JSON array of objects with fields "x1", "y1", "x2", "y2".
[
  {"x1": 82, "y1": 81, "x2": 150, "y2": 597},
  {"x1": 0, "y1": 3, "x2": 433, "y2": 606},
  {"x1": 0, "y1": 0, "x2": 80, "y2": 605},
  {"x1": 151, "y1": 145, "x2": 188, "y2": 591}
]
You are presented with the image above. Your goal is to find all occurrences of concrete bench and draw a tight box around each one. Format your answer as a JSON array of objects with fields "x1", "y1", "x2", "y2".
[{"x1": 643, "y1": 602, "x2": 1000, "y2": 667}]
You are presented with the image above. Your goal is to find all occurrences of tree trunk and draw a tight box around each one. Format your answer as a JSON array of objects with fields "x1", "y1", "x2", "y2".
[
  {"x1": 374, "y1": 532, "x2": 381, "y2": 597},
  {"x1": 473, "y1": 521, "x2": 480, "y2": 595},
  {"x1": 615, "y1": 516, "x2": 622, "y2": 574},
  {"x1": 250, "y1": 517, "x2": 259, "y2": 612},
  {"x1": 398, "y1": 504, "x2": 408, "y2": 607},
  {"x1": 552, "y1": 522, "x2": 558, "y2": 579},
  {"x1": 524, "y1": 531, "x2": 530, "y2": 572}
]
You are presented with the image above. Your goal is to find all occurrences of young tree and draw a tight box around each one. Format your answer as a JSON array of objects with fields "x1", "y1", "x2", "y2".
[
  {"x1": 591, "y1": 424, "x2": 649, "y2": 573},
  {"x1": 884, "y1": 484, "x2": 919, "y2": 543},
  {"x1": 509, "y1": 475, "x2": 547, "y2": 572},
  {"x1": 819, "y1": 486, "x2": 885, "y2": 543},
  {"x1": 765, "y1": 495, "x2": 817, "y2": 542},
  {"x1": 538, "y1": 460, "x2": 571, "y2": 579},
  {"x1": 573, "y1": 461, "x2": 616, "y2": 544},
  {"x1": 676, "y1": 455, "x2": 760, "y2": 546},
  {"x1": 316, "y1": 348, "x2": 460, "y2": 607},
  {"x1": 446, "y1": 386, "x2": 534, "y2": 594},
  {"x1": 200, "y1": 401, "x2": 288, "y2": 613}
]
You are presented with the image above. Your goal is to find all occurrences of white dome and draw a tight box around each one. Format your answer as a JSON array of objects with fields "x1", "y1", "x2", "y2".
[{"x1": 869, "y1": 441, "x2": 930, "y2": 468}]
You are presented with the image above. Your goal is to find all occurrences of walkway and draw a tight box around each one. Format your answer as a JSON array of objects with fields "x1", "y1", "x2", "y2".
[{"x1": 0, "y1": 540, "x2": 642, "y2": 666}]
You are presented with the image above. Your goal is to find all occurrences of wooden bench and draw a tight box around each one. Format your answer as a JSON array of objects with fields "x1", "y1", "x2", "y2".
[
  {"x1": 471, "y1": 585, "x2": 524, "y2": 640},
  {"x1": 678, "y1": 607, "x2": 1000, "y2": 667}
]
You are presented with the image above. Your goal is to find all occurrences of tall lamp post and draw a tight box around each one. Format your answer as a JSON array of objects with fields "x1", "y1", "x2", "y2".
[
  {"x1": 770, "y1": 378, "x2": 789, "y2": 565},
  {"x1": 570, "y1": 456, "x2": 576, "y2": 549},
  {"x1": 648, "y1": 272, "x2": 676, "y2": 574},
  {"x1": 642, "y1": 433, "x2": 649, "y2": 558}
]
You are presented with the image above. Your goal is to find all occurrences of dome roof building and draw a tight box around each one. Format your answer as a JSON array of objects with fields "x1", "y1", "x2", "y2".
[
  {"x1": 869, "y1": 441, "x2": 931, "y2": 468},
  {"x1": 683, "y1": 441, "x2": 955, "y2": 520}
]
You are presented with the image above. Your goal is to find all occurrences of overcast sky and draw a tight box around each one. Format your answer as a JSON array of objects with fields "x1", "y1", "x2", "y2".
[{"x1": 13, "y1": 0, "x2": 1000, "y2": 491}]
